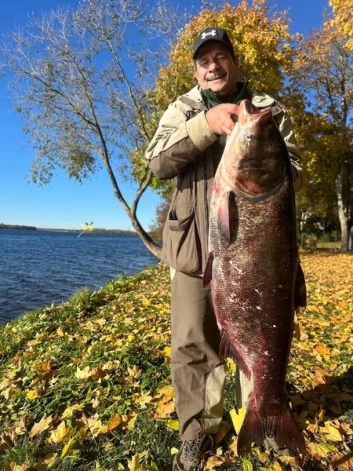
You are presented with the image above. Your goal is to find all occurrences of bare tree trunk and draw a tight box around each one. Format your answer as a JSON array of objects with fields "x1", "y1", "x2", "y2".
[{"x1": 336, "y1": 171, "x2": 349, "y2": 252}]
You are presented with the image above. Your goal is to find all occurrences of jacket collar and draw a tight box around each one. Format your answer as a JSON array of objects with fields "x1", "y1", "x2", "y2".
[{"x1": 181, "y1": 84, "x2": 276, "y2": 109}]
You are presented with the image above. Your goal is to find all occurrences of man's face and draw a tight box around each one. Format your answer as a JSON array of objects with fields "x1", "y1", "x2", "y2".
[{"x1": 194, "y1": 42, "x2": 238, "y2": 96}]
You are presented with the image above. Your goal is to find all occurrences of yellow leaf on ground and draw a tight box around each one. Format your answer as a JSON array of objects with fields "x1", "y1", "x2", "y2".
[
  {"x1": 166, "y1": 419, "x2": 179, "y2": 431},
  {"x1": 34, "y1": 452, "x2": 57, "y2": 470},
  {"x1": 29, "y1": 415, "x2": 53, "y2": 438},
  {"x1": 230, "y1": 408, "x2": 245, "y2": 435},
  {"x1": 87, "y1": 416, "x2": 108, "y2": 437},
  {"x1": 57, "y1": 327, "x2": 65, "y2": 336},
  {"x1": 61, "y1": 404, "x2": 83, "y2": 419},
  {"x1": 156, "y1": 385, "x2": 174, "y2": 400},
  {"x1": 204, "y1": 455, "x2": 225, "y2": 470},
  {"x1": 170, "y1": 447, "x2": 179, "y2": 455},
  {"x1": 121, "y1": 411, "x2": 137, "y2": 431},
  {"x1": 61, "y1": 437, "x2": 75, "y2": 458},
  {"x1": 164, "y1": 346, "x2": 171, "y2": 358},
  {"x1": 315, "y1": 343, "x2": 330, "y2": 356},
  {"x1": 75, "y1": 366, "x2": 92, "y2": 380},
  {"x1": 308, "y1": 441, "x2": 337, "y2": 458},
  {"x1": 27, "y1": 390, "x2": 40, "y2": 400},
  {"x1": 153, "y1": 396, "x2": 175, "y2": 418},
  {"x1": 320, "y1": 421, "x2": 344, "y2": 441},
  {"x1": 107, "y1": 413, "x2": 122, "y2": 431},
  {"x1": 242, "y1": 459, "x2": 253, "y2": 471},
  {"x1": 2, "y1": 387, "x2": 21, "y2": 399},
  {"x1": 49, "y1": 421, "x2": 70, "y2": 444},
  {"x1": 272, "y1": 462, "x2": 284, "y2": 471},
  {"x1": 127, "y1": 454, "x2": 148, "y2": 471}
]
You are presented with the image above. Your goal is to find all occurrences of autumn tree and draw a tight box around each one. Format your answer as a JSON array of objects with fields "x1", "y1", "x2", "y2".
[
  {"x1": 150, "y1": 0, "x2": 299, "y2": 236},
  {"x1": 155, "y1": 0, "x2": 298, "y2": 111},
  {"x1": 289, "y1": 19, "x2": 353, "y2": 251},
  {"x1": 329, "y1": 0, "x2": 353, "y2": 50},
  {"x1": 1, "y1": 0, "x2": 189, "y2": 259}
]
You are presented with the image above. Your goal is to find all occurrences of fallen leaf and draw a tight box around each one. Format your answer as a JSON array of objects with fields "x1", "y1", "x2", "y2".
[
  {"x1": 127, "y1": 453, "x2": 148, "y2": 471},
  {"x1": 49, "y1": 421, "x2": 70, "y2": 444},
  {"x1": 61, "y1": 437, "x2": 75, "y2": 458},
  {"x1": 166, "y1": 419, "x2": 179, "y2": 431},
  {"x1": 29, "y1": 415, "x2": 53, "y2": 438},
  {"x1": 230, "y1": 408, "x2": 245, "y2": 435},
  {"x1": 107, "y1": 413, "x2": 122, "y2": 431},
  {"x1": 27, "y1": 389, "x2": 40, "y2": 400},
  {"x1": 75, "y1": 365, "x2": 92, "y2": 380}
]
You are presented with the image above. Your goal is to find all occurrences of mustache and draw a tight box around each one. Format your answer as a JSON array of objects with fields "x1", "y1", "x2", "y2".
[{"x1": 206, "y1": 72, "x2": 226, "y2": 81}]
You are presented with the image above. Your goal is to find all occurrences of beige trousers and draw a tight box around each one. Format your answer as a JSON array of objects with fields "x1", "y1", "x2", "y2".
[{"x1": 170, "y1": 269, "x2": 252, "y2": 440}]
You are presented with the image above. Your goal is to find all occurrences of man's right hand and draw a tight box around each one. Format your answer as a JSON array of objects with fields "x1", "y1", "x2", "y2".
[{"x1": 205, "y1": 103, "x2": 239, "y2": 136}]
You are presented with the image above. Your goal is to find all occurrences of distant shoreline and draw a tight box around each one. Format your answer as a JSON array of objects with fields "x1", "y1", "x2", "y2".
[{"x1": 0, "y1": 223, "x2": 137, "y2": 236}]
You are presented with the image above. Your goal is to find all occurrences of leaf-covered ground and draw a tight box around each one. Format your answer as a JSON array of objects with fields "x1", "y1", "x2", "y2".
[{"x1": 0, "y1": 253, "x2": 352, "y2": 471}]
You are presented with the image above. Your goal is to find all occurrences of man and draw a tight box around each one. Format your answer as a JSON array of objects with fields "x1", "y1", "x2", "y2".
[{"x1": 145, "y1": 27, "x2": 302, "y2": 471}]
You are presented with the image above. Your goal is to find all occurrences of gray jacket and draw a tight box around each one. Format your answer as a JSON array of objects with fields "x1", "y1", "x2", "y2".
[{"x1": 146, "y1": 85, "x2": 302, "y2": 275}]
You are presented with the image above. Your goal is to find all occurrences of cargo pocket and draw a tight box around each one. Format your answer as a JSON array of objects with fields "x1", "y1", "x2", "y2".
[{"x1": 162, "y1": 207, "x2": 201, "y2": 274}]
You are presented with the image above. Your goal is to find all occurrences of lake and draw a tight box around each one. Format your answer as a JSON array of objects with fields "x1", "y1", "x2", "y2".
[{"x1": 0, "y1": 229, "x2": 159, "y2": 324}]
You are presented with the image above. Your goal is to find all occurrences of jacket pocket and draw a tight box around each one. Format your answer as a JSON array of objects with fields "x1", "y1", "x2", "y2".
[{"x1": 162, "y1": 207, "x2": 201, "y2": 274}]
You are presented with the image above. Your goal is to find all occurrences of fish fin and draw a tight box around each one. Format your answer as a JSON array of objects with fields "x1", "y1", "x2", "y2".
[
  {"x1": 237, "y1": 399, "x2": 306, "y2": 457},
  {"x1": 219, "y1": 332, "x2": 251, "y2": 379},
  {"x1": 217, "y1": 191, "x2": 233, "y2": 243},
  {"x1": 294, "y1": 263, "x2": 306, "y2": 308},
  {"x1": 237, "y1": 398, "x2": 266, "y2": 455},
  {"x1": 203, "y1": 252, "x2": 213, "y2": 287}
]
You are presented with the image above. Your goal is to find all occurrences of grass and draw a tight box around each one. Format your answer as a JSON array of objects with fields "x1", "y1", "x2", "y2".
[{"x1": 0, "y1": 253, "x2": 352, "y2": 471}]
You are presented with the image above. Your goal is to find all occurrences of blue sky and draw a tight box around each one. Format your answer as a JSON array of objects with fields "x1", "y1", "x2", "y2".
[{"x1": 0, "y1": 0, "x2": 330, "y2": 231}]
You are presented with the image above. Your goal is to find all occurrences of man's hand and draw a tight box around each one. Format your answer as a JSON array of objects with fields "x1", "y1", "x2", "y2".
[{"x1": 205, "y1": 103, "x2": 239, "y2": 135}]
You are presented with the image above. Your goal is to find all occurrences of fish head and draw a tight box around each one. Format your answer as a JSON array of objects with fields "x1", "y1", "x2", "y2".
[{"x1": 222, "y1": 99, "x2": 288, "y2": 198}]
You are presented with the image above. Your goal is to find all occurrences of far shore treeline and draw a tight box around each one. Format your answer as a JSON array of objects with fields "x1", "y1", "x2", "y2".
[{"x1": 0, "y1": 222, "x2": 137, "y2": 236}]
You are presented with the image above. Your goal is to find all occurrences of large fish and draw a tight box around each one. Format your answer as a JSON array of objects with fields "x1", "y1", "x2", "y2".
[{"x1": 204, "y1": 99, "x2": 306, "y2": 456}]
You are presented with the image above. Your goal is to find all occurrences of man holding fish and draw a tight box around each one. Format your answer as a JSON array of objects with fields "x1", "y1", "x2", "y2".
[{"x1": 146, "y1": 26, "x2": 305, "y2": 470}]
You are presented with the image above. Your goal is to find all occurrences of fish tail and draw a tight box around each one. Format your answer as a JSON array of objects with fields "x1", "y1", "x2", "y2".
[{"x1": 237, "y1": 399, "x2": 306, "y2": 457}]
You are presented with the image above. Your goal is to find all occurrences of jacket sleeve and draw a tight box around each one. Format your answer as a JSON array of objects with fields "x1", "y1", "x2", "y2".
[
  {"x1": 273, "y1": 105, "x2": 303, "y2": 192},
  {"x1": 145, "y1": 100, "x2": 218, "y2": 180}
]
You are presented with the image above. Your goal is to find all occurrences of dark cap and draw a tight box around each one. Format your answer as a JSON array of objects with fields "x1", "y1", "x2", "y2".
[{"x1": 193, "y1": 27, "x2": 235, "y2": 59}]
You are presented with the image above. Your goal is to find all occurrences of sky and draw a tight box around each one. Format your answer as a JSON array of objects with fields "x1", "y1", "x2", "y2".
[{"x1": 0, "y1": 0, "x2": 330, "y2": 231}]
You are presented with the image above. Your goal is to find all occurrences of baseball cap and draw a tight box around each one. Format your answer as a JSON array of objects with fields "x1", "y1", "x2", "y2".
[{"x1": 193, "y1": 27, "x2": 235, "y2": 59}]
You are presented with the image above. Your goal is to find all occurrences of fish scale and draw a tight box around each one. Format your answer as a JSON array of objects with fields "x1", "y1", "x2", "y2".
[{"x1": 204, "y1": 99, "x2": 306, "y2": 456}]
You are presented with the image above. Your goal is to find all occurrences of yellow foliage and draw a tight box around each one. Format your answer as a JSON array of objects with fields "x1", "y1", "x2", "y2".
[
  {"x1": 156, "y1": 1, "x2": 296, "y2": 111},
  {"x1": 329, "y1": 0, "x2": 353, "y2": 49}
]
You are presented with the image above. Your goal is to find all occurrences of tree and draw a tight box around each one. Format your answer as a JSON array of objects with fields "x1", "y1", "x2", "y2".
[
  {"x1": 155, "y1": 0, "x2": 298, "y2": 111},
  {"x1": 152, "y1": 0, "x2": 299, "y2": 234},
  {"x1": 289, "y1": 19, "x2": 353, "y2": 251},
  {"x1": 329, "y1": 0, "x2": 353, "y2": 50},
  {"x1": 1, "y1": 0, "x2": 189, "y2": 259}
]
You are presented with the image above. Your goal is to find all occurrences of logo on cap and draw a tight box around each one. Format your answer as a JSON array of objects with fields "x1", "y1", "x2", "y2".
[{"x1": 201, "y1": 29, "x2": 217, "y2": 40}]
